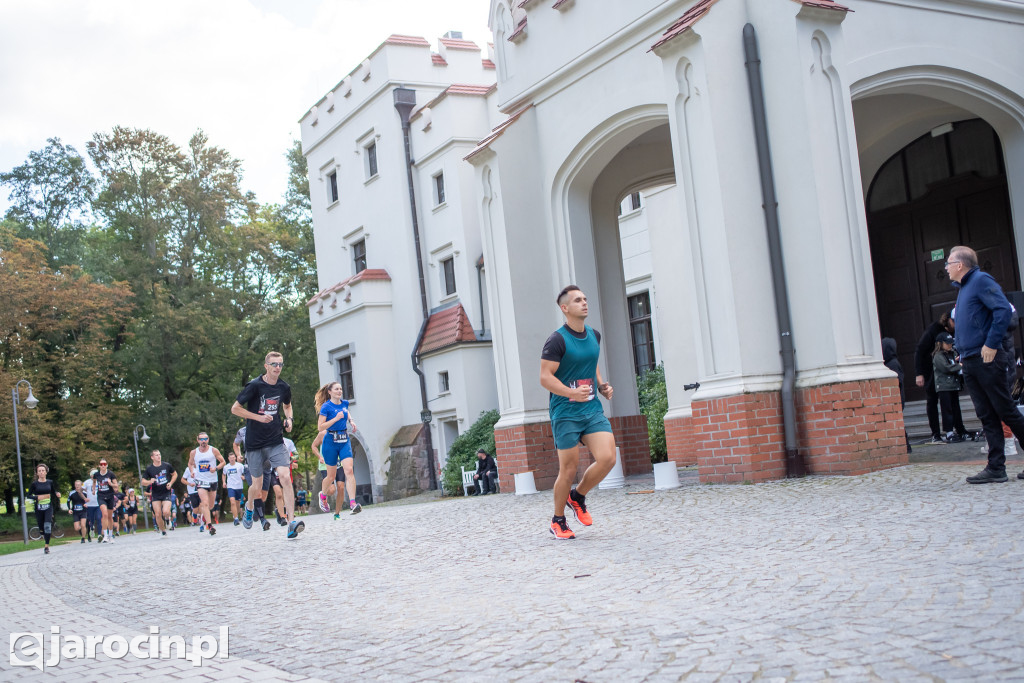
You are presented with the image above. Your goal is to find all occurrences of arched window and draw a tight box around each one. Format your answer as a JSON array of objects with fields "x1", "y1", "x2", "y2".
[{"x1": 868, "y1": 118, "x2": 1003, "y2": 213}]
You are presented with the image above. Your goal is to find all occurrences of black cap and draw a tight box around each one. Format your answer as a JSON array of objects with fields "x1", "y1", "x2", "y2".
[{"x1": 936, "y1": 332, "x2": 954, "y2": 345}]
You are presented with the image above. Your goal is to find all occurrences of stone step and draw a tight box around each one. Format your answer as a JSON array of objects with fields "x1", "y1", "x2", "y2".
[{"x1": 902, "y1": 396, "x2": 981, "y2": 438}]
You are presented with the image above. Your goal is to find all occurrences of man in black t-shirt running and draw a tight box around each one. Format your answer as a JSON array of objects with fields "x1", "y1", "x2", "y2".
[
  {"x1": 231, "y1": 351, "x2": 303, "y2": 539},
  {"x1": 93, "y1": 460, "x2": 119, "y2": 543},
  {"x1": 67, "y1": 480, "x2": 89, "y2": 543},
  {"x1": 141, "y1": 450, "x2": 178, "y2": 536}
]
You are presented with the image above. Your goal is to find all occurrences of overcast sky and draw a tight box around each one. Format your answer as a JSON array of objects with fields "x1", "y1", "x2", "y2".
[{"x1": 0, "y1": 0, "x2": 491, "y2": 212}]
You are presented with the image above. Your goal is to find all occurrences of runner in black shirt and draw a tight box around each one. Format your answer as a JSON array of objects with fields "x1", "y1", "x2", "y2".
[
  {"x1": 230, "y1": 351, "x2": 303, "y2": 539},
  {"x1": 113, "y1": 487, "x2": 127, "y2": 536},
  {"x1": 141, "y1": 450, "x2": 178, "y2": 536},
  {"x1": 28, "y1": 464, "x2": 60, "y2": 554},
  {"x1": 93, "y1": 459, "x2": 119, "y2": 543},
  {"x1": 67, "y1": 480, "x2": 89, "y2": 543},
  {"x1": 123, "y1": 489, "x2": 140, "y2": 534}
]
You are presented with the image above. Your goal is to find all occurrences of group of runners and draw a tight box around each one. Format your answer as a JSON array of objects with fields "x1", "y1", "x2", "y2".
[{"x1": 26, "y1": 283, "x2": 612, "y2": 549}]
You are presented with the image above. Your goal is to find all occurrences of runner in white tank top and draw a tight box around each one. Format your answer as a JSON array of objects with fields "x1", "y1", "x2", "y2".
[{"x1": 187, "y1": 432, "x2": 225, "y2": 536}]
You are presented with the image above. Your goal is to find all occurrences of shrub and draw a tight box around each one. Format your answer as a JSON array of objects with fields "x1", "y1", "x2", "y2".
[
  {"x1": 637, "y1": 364, "x2": 668, "y2": 463},
  {"x1": 440, "y1": 409, "x2": 500, "y2": 495}
]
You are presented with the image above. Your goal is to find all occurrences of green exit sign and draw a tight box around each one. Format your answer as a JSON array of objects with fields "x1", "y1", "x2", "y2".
[{"x1": 931, "y1": 248, "x2": 944, "y2": 262}]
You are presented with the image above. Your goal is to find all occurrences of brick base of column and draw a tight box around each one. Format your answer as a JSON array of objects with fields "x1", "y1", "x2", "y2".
[
  {"x1": 797, "y1": 378, "x2": 908, "y2": 475},
  {"x1": 609, "y1": 415, "x2": 650, "y2": 476},
  {"x1": 690, "y1": 377, "x2": 907, "y2": 483},
  {"x1": 495, "y1": 422, "x2": 558, "y2": 492},
  {"x1": 664, "y1": 413, "x2": 697, "y2": 467},
  {"x1": 494, "y1": 414, "x2": 651, "y2": 492}
]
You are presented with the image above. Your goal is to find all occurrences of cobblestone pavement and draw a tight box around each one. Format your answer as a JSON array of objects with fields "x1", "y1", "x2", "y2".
[{"x1": 4, "y1": 459, "x2": 1024, "y2": 682}]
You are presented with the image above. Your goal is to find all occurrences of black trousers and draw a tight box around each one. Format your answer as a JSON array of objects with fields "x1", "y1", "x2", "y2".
[
  {"x1": 477, "y1": 471, "x2": 498, "y2": 494},
  {"x1": 937, "y1": 390, "x2": 967, "y2": 435},
  {"x1": 963, "y1": 350, "x2": 1024, "y2": 473},
  {"x1": 35, "y1": 507, "x2": 53, "y2": 543},
  {"x1": 925, "y1": 378, "x2": 941, "y2": 438}
]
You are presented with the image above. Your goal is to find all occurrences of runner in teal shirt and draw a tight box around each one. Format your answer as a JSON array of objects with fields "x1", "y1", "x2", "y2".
[{"x1": 540, "y1": 285, "x2": 618, "y2": 540}]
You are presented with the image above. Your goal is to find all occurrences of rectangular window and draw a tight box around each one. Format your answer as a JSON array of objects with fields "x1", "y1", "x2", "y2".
[
  {"x1": 433, "y1": 172, "x2": 446, "y2": 206},
  {"x1": 366, "y1": 141, "x2": 378, "y2": 178},
  {"x1": 337, "y1": 356, "x2": 354, "y2": 400},
  {"x1": 628, "y1": 292, "x2": 656, "y2": 375},
  {"x1": 328, "y1": 171, "x2": 339, "y2": 203},
  {"x1": 438, "y1": 371, "x2": 450, "y2": 394},
  {"x1": 441, "y1": 256, "x2": 456, "y2": 296},
  {"x1": 630, "y1": 191, "x2": 642, "y2": 211},
  {"x1": 352, "y1": 239, "x2": 367, "y2": 274}
]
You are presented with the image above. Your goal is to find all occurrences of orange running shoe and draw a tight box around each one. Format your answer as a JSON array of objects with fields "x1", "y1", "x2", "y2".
[
  {"x1": 566, "y1": 488, "x2": 592, "y2": 526},
  {"x1": 550, "y1": 516, "x2": 575, "y2": 539}
]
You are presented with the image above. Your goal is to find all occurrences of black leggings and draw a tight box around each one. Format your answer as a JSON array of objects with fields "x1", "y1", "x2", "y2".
[{"x1": 35, "y1": 508, "x2": 53, "y2": 544}]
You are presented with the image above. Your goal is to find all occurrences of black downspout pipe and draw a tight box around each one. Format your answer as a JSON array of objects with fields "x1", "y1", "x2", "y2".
[
  {"x1": 394, "y1": 87, "x2": 437, "y2": 490},
  {"x1": 743, "y1": 24, "x2": 805, "y2": 478},
  {"x1": 476, "y1": 256, "x2": 485, "y2": 336}
]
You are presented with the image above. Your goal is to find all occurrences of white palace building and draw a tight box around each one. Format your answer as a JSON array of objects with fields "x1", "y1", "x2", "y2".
[{"x1": 302, "y1": 0, "x2": 1024, "y2": 499}]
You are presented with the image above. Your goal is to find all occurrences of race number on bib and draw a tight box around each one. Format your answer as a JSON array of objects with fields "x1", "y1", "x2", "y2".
[
  {"x1": 332, "y1": 432, "x2": 349, "y2": 443},
  {"x1": 568, "y1": 378, "x2": 595, "y2": 402}
]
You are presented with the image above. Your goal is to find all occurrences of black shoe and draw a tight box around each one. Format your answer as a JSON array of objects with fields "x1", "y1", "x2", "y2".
[
  {"x1": 1017, "y1": 470, "x2": 1024, "y2": 480},
  {"x1": 470, "y1": 491, "x2": 480, "y2": 496},
  {"x1": 947, "y1": 433, "x2": 965, "y2": 444},
  {"x1": 966, "y1": 469, "x2": 1008, "y2": 484}
]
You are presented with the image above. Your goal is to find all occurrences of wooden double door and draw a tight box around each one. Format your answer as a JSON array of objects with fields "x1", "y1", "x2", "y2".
[{"x1": 869, "y1": 177, "x2": 1017, "y2": 402}]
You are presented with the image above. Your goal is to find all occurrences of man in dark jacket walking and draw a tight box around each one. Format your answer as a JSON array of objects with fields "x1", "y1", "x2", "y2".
[
  {"x1": 914, "y1": 312, "x2": 954, "y2": 443},
  {"x1": 946, "y1": 246, "x2": 1024, "y2": 483}
]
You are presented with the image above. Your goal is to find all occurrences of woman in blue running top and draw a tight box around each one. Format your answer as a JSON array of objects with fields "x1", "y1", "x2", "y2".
[{"x1": 314, "y1": 382, "x2": 362, "y2": 515}]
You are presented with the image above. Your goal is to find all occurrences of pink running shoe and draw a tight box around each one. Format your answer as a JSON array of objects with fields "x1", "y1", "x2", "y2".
[{"x1": 319, "y1": 492, "x2": 329, "y2": 513}]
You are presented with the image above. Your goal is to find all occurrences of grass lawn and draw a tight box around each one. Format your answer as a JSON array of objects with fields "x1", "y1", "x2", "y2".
[{"x1": 0, "y1": 536, "x2": 73, "y2": 556}]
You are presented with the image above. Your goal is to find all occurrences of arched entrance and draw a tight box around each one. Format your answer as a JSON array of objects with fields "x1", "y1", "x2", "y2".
[
  {"x1": 865, "y1": 118, "x2": 1018, "y2": 400},
  {"x1": 551, "y1": 107, "x2": 695, "y2": 474},
  {"x1": 350, "y1": 437, "x2": 374, "y2": 504}
]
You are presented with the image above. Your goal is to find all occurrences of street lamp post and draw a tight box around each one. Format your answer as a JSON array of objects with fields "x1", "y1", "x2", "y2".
[
  {"x1": 132, "y1": 424, "x2": 151, "y2": 529},
  {"x1": 11, "y1": 379, "x2": 39, "y2": 545}
]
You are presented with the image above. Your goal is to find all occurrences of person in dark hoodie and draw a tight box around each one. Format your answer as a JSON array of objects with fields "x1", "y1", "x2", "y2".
[
  {"x1": 882, "y1": 337, "x2": 911, "y2": 453},
  {"x1": 913, "y1": 312, "x2": 954, "y2": 444},
  {"x1": 472, "y1": 449, "x2": 499, "y2": 495}
]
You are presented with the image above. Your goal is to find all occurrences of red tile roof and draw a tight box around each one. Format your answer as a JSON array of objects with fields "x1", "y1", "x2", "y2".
[
  {"x1": 464, "y1": 105, "x2": 533, "y2": 160},
  {"x1": 794, "y1": 0, "x2": 851, "y2": 11},
  {"x1": 482, "y1": 58, "x2": 496, "y2": 70},
  {"x1": 384, "y1": 35, "x2": 430, "y2": 47},
  {"x1": 417, "y1": 304, "x2": 478, "y2": 355},
  {"x1": 440, "y1": 37, "x2": 480, "y2": 51},
  {"x1": 649, "y1": 0, "x2": 719, "y2": 52},
  {"x1": 306, "y1": 269, "x2": 391, "y2": 307},
  {"x1": 508, "y1": 17, "x2": 528, "y2": 42},
  {"x1": 432, "y1": 53, "x2": 448, "y2": 66},
  {"x1": 411, "y1": 84, "x2": 498, "y2": 122},
  {"x1": 447, "y1": 83, "x2": 496, "y2": 96}
]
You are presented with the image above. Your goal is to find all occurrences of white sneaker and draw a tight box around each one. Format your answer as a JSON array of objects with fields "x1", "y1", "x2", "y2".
[{"x1": 1005, "y1": 440, "x2": 1017, "y2": 457}]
